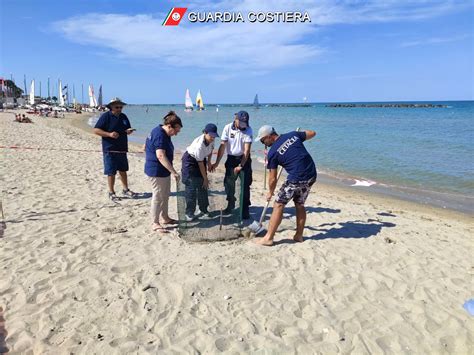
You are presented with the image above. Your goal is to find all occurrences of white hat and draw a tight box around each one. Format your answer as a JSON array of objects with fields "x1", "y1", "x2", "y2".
[
  {"x1": 255, "y1": 125, "x2": 275, "y2": 142},
  {"x1": 106, "y1": 97, "x2": 127, "y2": 108}
]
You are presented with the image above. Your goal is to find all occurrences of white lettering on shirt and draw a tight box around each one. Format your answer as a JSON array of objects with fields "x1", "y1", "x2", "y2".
[{"x1": 277, "y1": 136, "x2": 299, "y2": 155}]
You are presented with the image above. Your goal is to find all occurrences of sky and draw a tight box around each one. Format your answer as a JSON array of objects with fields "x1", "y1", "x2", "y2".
[{"x1": 1, "y1": 0, "x2": 473, "y2": 104}]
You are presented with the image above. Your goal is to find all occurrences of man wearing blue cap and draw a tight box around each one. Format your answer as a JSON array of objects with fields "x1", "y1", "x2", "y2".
[
  {"x1": 211, "y1": 111, "x2": 253, "y2": 219},
  {"x1": 182, "y1": 123, "x2": 219, "y2": 221}
]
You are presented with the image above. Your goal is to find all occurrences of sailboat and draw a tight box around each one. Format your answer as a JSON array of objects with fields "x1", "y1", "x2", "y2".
[
  {"x1": 88, "y1": 84, "x2": 97, "y2": 108},
  {"x1": 59, "y1": 80, "x2": 65, "y2": 106},
  {"x1": 253, "y1": 94, "x2": 259, "y2": 108},
  {"x1": 29, "y1": 80, "x2": 35, "y2": 105},
  {"x1": 196, "y1": 90, "x2": 204, "y2": 111},
  {"x1": 184, "y1": 89, "x2": 193, "y2": 111},
  {"x1": 98, "y1": 85, "x2": 103, "y2": 107}
]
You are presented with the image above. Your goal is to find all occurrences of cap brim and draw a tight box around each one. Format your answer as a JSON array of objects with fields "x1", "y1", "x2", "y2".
[
  {"x1": 107, "y1": 101, "x2": 127, "y2": 108},
  {"x1": 208, "y1": 132, "x2": 219, "y2": 137}
]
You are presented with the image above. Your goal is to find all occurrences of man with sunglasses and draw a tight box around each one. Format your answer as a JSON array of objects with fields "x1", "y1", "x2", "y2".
[
  {"x1": 93, "y1": 97, "x2": 137, "y2": 201},
  {"x1": 211, "y1": 111, "x2": 253, "y2": 219},
  {"x1": 254, "y1": 125, "x2": 317, "y2": 246}
]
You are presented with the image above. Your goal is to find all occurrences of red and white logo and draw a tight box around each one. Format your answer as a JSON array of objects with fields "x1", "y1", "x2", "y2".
[{"x1": 162, "y1": 8, "x2": 187, "y2": 26}]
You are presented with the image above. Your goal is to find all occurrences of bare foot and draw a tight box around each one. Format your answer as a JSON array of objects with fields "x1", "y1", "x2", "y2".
[
  {"x1": 293, "y1": 234, "x2": 304, "y2": 243},
  {"x1": 152, "y1": 223, "x2": 169, "y2": 233},
  {"x1": 254, "y1": 237, "x2": 274, "y2": 246}
]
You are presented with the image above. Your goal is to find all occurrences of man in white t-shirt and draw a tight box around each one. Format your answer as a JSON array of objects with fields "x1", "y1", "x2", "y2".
[
  {"x1": 211, "y1": 111, "x2": 253, "y2": 219},
  {"x1": 181, "y1": 123, "x2": 219, "y2": 220}
]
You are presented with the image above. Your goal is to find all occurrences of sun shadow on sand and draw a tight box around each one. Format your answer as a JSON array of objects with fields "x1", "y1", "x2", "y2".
[
  {"x1": 0, "y1": 307, "x2": 8, "y2": 354},
  {"x1": 249, "y1": 205, "x2": 341, "y2": 219},
  {"x1": 273, "y1": 220, "x2": 396, "y2": 245}
]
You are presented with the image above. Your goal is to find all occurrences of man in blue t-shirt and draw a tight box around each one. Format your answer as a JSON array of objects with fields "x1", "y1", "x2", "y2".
[
  {"x1": 93, "y1": 97, "x2": 137, "y2": 201},
  {"x1": 254, "y1": 125, "x2": 317, "y2": 246}
]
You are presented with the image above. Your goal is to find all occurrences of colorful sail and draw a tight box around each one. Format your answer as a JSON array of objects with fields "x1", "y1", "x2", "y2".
[
  {"x1": 185, "y1": 89, "x2": 193, "y2": 109},
  {"x1": 29, "y1": 80, "x2": 35, "y2": 105},
  {"x1": 88, "y1": 84, "x2": 97, "y2": 107},
  {"x1": 196, "y1": 90, "x2": 204, "y2": 110}
]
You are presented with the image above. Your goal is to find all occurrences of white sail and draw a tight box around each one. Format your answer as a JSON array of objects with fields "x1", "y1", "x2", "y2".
[
  {"x1": 185, "y1": 89, "x2": 193, "y2": 109},
  {"x1": 59, "y1": 80, "x2": 65, "y2": 106},
  {"x1": 196, "y1": 90, "x2": 204, "y2": 110},
  {"x1": 88, "y1": 84, "x2": 97, "y2": 107},
  {"x1": 29, "y1": 80, "x2": 35, "y2": 105}
]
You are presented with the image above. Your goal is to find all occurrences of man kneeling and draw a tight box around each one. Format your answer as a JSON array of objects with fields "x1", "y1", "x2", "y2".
[{"x1": 254, "y1": 125, "x2": 317, "y2": 246}]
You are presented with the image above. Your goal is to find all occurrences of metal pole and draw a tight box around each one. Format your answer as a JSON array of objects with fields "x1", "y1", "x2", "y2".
[{"x1": 23, "y1": 75, "x2": 27, "y2": 96}]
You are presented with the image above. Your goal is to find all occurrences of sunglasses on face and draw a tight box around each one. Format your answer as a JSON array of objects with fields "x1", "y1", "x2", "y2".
[{"x1": 114, "y1": 106, "x2": 123, "y2": 109}]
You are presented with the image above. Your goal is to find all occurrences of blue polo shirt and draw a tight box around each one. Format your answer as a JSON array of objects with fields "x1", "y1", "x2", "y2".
[
  {"x1": 94, "y1": 111, "x2": 131, "y2": 152},
  {"x1": 267, "y1": 131, "x2": 316, "y2": 182},
  {"x1": 145, "y1": 125, "x2": 174, "y2": 177}
]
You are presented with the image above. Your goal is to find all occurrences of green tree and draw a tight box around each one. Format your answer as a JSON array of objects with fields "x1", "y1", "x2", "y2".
[{"x1": 1, "y1": 80, "x2": 23, "y2": 98}]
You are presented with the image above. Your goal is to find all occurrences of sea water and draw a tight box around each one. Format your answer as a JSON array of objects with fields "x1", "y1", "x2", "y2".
[{"x1": 91, "y1": 101, "x2": 474, "y2": 212}]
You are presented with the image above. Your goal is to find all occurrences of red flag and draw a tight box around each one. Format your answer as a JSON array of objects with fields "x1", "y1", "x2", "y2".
[{"x1": 162, "y1": 7, "x2": 187, "y2": 26}]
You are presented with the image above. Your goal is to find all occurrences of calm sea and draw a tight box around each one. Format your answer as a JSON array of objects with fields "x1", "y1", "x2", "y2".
[{"x1": 90, "y1": 101, "x2": 474, "y2": 212}]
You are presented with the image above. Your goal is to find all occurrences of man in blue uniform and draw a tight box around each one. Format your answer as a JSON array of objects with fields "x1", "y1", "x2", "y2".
[
  {"x1": 93, "y1": 97, "x2": 137, "y2": 201},
  {"x1": 254, "y1": 125, "x2": 317, "y2": 246}
]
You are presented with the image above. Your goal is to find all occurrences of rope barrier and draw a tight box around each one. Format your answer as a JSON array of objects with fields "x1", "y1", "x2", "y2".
[
  {"x1": 0, "y1": 145, "x2": 267, "y2": 154},
  {"x1": 0, "y1": 145, "x2": 140, "y2": 154}
]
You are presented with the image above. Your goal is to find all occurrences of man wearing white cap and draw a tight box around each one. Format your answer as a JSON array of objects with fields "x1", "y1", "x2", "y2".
[
  {"x1": 254, "y1": 125, "x2": 317, "y2": 246},
  {"x1": 93, "y1": 97, "x2": 137, "y2": 201}
]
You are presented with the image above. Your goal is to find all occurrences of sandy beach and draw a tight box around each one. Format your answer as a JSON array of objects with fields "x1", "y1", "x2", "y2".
[{"x1": 0, "y1": 110, "x2": 472, "y2": 353}]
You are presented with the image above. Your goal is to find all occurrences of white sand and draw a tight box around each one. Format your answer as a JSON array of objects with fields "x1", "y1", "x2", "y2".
[{"x1": 0, "y1": 110, "x2": 472, "y2": 354}]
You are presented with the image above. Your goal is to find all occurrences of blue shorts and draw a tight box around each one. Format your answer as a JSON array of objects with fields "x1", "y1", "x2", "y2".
[{"x1": 103, "y1": 152, "x2": 129, "y2": 175}]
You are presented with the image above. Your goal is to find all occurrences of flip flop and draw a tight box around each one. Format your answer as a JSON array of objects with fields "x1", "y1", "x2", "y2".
[
  {"x1": 163, "y1": 219, "x2": 178, "y2": 225},
  {"x1": 152, "y1": 224, "x2": 170, "y2": 233}
]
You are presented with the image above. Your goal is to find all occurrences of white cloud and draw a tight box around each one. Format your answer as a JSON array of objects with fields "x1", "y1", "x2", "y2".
[
  {"x1": 52, "y1": 0, "x2": 472, "y2": 76},
  {"x1": 54, "y1": 12, "x2": 321, "y2": 74}
]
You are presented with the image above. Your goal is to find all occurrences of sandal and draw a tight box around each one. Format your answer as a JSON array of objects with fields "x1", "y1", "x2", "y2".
[
  {"x1": 163, "y1": 218, "x2": 178, "y2": 225},
  {"x1": 109, "y1": 192, "x2": 122, "y2": 202},
  {"x1": 122, "y1": 189, "x2": 138, "y2": 198}
]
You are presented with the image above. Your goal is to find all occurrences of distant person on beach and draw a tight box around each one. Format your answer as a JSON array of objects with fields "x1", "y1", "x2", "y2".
[
  {"x1": 254, "y1": 125, "x2": 317, "y2": 246},
  {"x1": 181, "y1": 123, "x2": 219, "y2": 221},
  {"x1": 145, "y1": 111, "x2": 183, "y2": 233},
  {"x1": 211, "y1": 111, "x2": 253, "y2": 220},
  {"x1": 93, "y1": 97, "x2": 137, "y2": 201}
]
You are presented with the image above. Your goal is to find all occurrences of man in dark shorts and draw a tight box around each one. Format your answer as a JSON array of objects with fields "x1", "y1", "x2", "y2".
[
  {"x1": 254, "y1": 125, "x2": 317, "y2": 246},
  {"x1": 93, "y1": 97, "x2": 137, "y2": 201}
]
